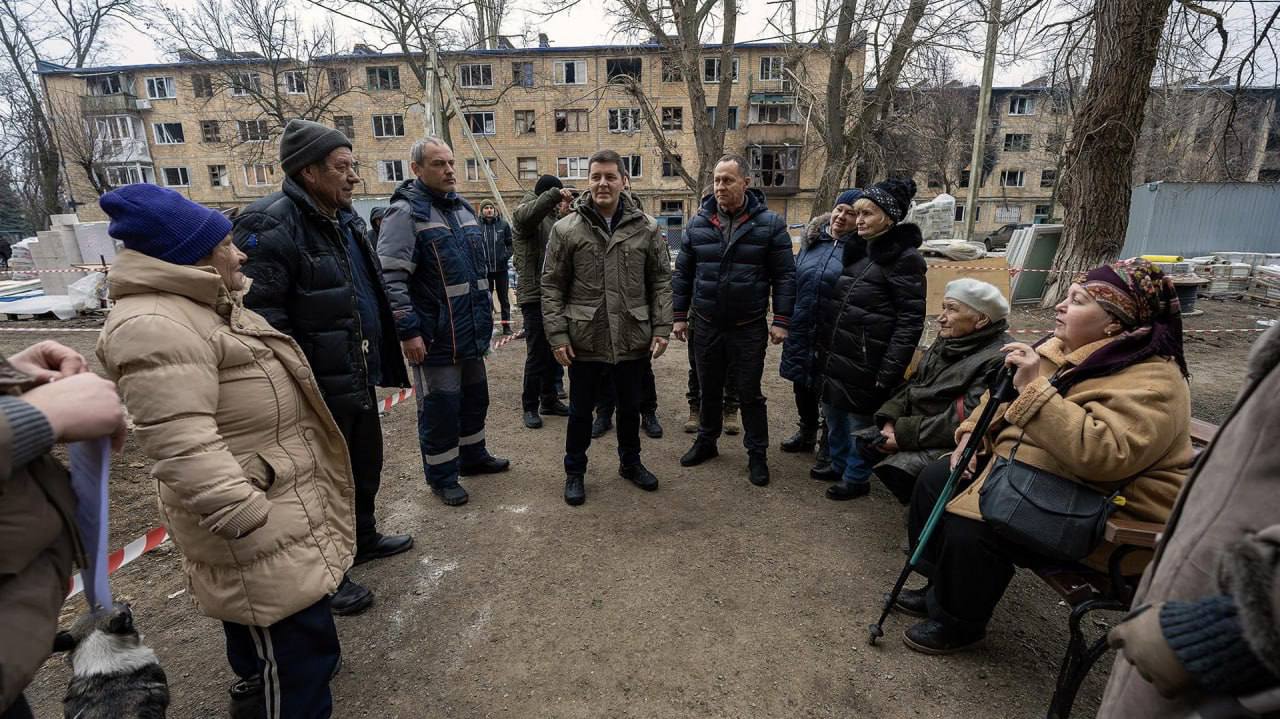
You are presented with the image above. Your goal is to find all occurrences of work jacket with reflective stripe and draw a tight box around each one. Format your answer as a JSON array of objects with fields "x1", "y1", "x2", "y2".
[{"x1": 378, "y1": 179, "x2": 493, "y2": 365}]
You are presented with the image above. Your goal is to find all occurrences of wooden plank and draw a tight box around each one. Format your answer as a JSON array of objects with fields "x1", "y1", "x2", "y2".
[
  {"x1": 1190, "y1": 417, "x2": 1218, "y2": 446},
  {"x1": 1105, "y1": 518, "x2": 1164, "y2": 548},
  {"x1": 924, "y1": 257, "x2": 1013, "y2": 316}
]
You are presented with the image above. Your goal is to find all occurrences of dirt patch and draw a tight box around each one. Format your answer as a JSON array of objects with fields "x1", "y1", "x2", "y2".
[{"x1": 7, "y1": 296, "x2": 1275, "y2": 718}]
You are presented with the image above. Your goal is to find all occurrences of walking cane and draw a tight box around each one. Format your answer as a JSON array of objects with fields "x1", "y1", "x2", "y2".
[{"x1": 868, "y1": 365, "x2": 1018, "y2": 645}]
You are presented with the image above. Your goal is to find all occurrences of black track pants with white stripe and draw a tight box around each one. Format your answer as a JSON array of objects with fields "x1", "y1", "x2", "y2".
[{"x1": 223, "y1": 596, "x2": 341, "y2": 719}]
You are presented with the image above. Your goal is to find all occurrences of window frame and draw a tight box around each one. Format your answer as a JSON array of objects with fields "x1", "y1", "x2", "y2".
[
  {"x1": 458, "y1": 63, "x2": 494, "y2": 89},
  {"x1": 378, "y1": 159, "x2": 406, "y2": 183},
  {"x1": 94, "y1": 115, "x2": 134, "y2": 141},
  {"x1": 1008, "y1": 96, "x2": 1035, "y2": 116},
  {"x1": 517, "y1": 156, "x2": 538, "y2": 180},
  {"x1": 230, "y1": 72, "x2": 261, "y2": 97},
  {"x1": 208, "y1": 164, "x2": 230, "y2": 188},
  {"x1": 999, "y1": 169, "x2": 1026, "y2": 188},
  {"x1": 145, "y1": 76, "x2": 176, "y2": 100},
  {"x1": 199, "y1": 119, "x2": 221, "y2": 144},
  {"x1": 553, "y1": 60, "x2": 587, "y2": 85},
  {"x1": 512, "y1": 61, "x2": 534, "y2": 88},
  {"x1": 372, "y1": 113, "x2": 406, "y2": 138},
  {"x1": 1003, "y1": 133, "x2": 1032, "y2": 152},
  {"x1": 1040, "y1": 168, "x2": 1057, "y2": 188},
  {"x1": 284, "y1": 70, "x2": 307, "y2": 95},
  {"x1": 702, "y1": 56, "x2": 739, "y2": 83},
  {"x1": 464, "y1": 111, "x2": 496, "y2": 136},
  {"x1": 152, "y1": 122, "x2": 185, "y2": 145},
  {"x1": 554, "y1": 109, "x2": 589, "y2": 133},
  {"x1": 557, "y1": 156, "x2": 589, "y2": 179},
  {"x1": 759, "y1": 56, "x2": 785, "y2": 81},
  {"x1": 191, "y1": 74, "x2": 214, "y2": 98},
  {"x1": 243, "y1": 163, "x2": 276, "y2": 186},
  {"x1": 366, "y1": 66, "x2": 402, "y2": 91},
  {"x1": 661, "y1": 57, "x2": 683, "y2": 82},
  {"x1": 606, "y1": 57, "x2": 643, "y2": 82},
  {"x1": 620, "y1": 154, "x2": 642, "y2": 178},
  {"x1": 327, "y1": 68, "x2": 350, "y2": 93},
  {"x1": 464, "y1": 157, "x2": 495, "y2": 182},
  {"x1": 161, "y1": 166, "x2": 190, "y2": 187},
  {"x1": 661, "y1": 154, "x2": 683, "y2": 178},
  {"x1": 607, "y1": 108, "x2": 642, "y2": 133},
  {"x1": 87, "y1": 74, "x2": 123, "y2": 96},
  {"x1": 514, "y1": 109, "x2": 536, "y2": 135},
  {"x1": 334, "y1": 115, "x2": 355, "y2": 139},
  {"x1": 660, "y1": 106, "x2": 683, "y2": 131},
  {"x1": 237, "y1": 119, "x2": 270, "y2": 143},
  {"x1": 659, "y1": 199, "x2": 684, "y2": 215}
]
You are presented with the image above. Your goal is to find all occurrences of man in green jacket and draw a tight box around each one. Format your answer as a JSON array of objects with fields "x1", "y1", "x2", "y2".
[
  {"x1": 512, "y1": 175, "x2": 574, "y2": 429},
  {"x1": 541, "y1": 150, "x2": 673, "y2": 507}
]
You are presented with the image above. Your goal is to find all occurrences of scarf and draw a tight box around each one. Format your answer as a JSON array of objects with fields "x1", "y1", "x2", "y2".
[{"x1": 1056, "y1": 258, "x2": 1188, "y2": 392}]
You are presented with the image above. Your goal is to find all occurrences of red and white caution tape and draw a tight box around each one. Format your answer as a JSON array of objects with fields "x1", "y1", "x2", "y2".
[
  {"x1": 380, "y1": 387, "x2": 414, "y2": 412},
  {"x1": 68, "y1": 526, "x2": 170, "y2": 599}
]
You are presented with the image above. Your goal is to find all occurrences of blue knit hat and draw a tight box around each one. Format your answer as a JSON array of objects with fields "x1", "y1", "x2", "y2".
[
  {"x1": 100, "y1": 184, "x2": 232, "y2": 265},
  {"x1": 834, "y1": 188, "x2": 863, "y2": 208}
]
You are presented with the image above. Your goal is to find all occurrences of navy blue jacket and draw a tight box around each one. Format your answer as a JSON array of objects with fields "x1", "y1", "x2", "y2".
[
  {"x1": 233, "y1": 177, "x2": 409, "y2": 415},
  {"x1": 780, "y1": 213, "x2": 849, "y2": 386},
  {"x1": 377, "y1": 179, "x2": 492, "y2": 366},
  {"x1": 672, "y1": 189, "x2": 796, "y2": 329}
]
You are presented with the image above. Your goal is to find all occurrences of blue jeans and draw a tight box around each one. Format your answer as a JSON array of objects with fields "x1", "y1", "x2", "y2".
[{"x1": 823, "y1": 403, "x2": 873, "y2": 484}]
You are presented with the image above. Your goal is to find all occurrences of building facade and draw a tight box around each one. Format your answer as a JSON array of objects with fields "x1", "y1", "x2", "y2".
[{"x1": 39, "y1": 41, "x2": 858, "y2": 231}]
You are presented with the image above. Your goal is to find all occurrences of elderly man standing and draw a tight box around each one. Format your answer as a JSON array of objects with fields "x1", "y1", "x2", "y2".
[
  {"x1": 512, "y1": 175, "x2": 574, "y2": 429},
  {"x1": 234, "y1": 119, "x2": 412, "y2": 617},
  {"x1": 542, "y1": 150, "x2": 672, "y2": 507},
  {"x1": 379, "y1": 138, "x2": 509, "y2": 508},
  {"x1": 862, "y1": 279, "x2": 1012, "y2": 504},
  {"x1": 672, "y1": 154, "x2": 796, "y2": 487}
]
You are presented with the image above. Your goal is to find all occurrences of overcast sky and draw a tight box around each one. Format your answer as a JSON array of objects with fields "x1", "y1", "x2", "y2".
[{"x1": 104, "y1": 0, "x2": 1041, "y2": 84}]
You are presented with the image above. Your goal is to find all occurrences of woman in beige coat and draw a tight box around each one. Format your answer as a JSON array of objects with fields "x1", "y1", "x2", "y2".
[
  {"x1": 96, "y1": 184, "x2": 355, "y2": 719},
  {"x1": 896, "y1": 258, "x2": 1193, "y2": 656}
]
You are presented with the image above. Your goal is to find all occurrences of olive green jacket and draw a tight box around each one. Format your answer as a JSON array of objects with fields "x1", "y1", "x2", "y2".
[
  {"x1": 511, "y1": 189, "x2": 564, "y2": 305},
  {"x1": 540, "y1": 193, "x2": 673, "y2": 363}
]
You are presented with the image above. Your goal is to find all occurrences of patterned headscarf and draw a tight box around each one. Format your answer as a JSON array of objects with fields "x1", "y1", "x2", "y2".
[{"x1": 1055, "y1": 258, "x2": 1189, "y2": 392}]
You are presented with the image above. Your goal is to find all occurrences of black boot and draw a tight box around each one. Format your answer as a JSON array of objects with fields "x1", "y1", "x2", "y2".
[
  {"x1": 826, "y1": 479, "x2": 871, "y2": 501},
  {"x1": 564, "y1": 474, "x2": 586, "y2": 506},
  {"x1": 748, "y1": 457, "x2": 770, "y2": 487},
  {"x1": 893, "y1": 584, "x2": 930, "y2": 618},
  {"x1": 542, "y1": 399, "x2": 570, "y2": 417},
  {"x1": 354, "y1": 533, "x2": 414, "y2": 565},
  {"x1": 680, "y1": 440, "x2": 718, "y2": 467},
  {"x1": 619, "y1": 463, "x2": 659, "y2": 491},
  {"x1": 432, "y1": 483, "x2": 469, "y2": 506},
  {"x1": 810, "y1": 424, "x2": 835, "y2": 479},
  {"x1": 591, "y1": 413, "x2": 613, "y2": 438},
  {"x1": 903, "y1": 619, "x2": 985, "y2": 655},
  {"x1": 640, "y1": 412, "x2": 663, "y2": 439},
  {"x1": 780, "y1": 424, "x2": 817, "y2": 453},
  {"x1": 330, "y1": 575, "x2": 374, "y2": 616},
  {"x1": 229, "y1": 675, "x2": 266, "y2": 719},
  {"x1": 523, "y1": 410, "x2": 543, "y2": 429},
  {"x1": 459, "y1": 455, "x2": 510, "y2": 476}
]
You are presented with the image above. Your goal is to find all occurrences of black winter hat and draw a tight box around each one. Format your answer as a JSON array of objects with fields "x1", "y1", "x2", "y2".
[
  {"x1": 534, "y1": 174, "x2": 563, "y2": 195},
  {"x1": 863, "y1": 178, "x2": 917, "y2": 224},
  {"x1": 279, "y1": 119, "x2": 352, "y2": 176}
]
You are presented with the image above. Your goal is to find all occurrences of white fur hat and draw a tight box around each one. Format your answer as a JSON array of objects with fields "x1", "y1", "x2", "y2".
[{"x1": 944, "y1": 278, "x2": 1010, "y2": 322}]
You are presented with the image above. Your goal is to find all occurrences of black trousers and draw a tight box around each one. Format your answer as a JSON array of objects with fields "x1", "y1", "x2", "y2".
[
  {"x1": 793, "y1": 381, "x2": 820, "y2": 429},
  {"x1": 907, "y1": 457, "x2": 1045, "y2": 633},
  {"x1": 520, "y1": 302, "x2": 559, "y2": 412},
  {"x1": 595, "y1": 358, "x2": 658, "y2": 416},
  {"x1": 223, "y1": 596, "x2": 340, "y2": 719},
  {"x1": 329, "y1": 387, "x2": 382, "y2": 547},
  {"x1": 685, "y1": 317, "x2": 739, "y2": 411},
  {"x1": 0, "y1": 696, "x2": 32, "y2": 719},
  {"x1": 565, "y1": 359, "x2": 645, "y2": 474},
  {"x1": 692, "y1": 319, "x2": 768, "y2": 457},
  {"x1": 488, "y1": 271, "x2": 511, "y2": 323}
]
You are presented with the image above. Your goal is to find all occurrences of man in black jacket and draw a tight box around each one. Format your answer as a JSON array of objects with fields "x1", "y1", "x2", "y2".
[
  {"x1": 477, "y1": 200, "x2": 514, "y2": 335},
  {"x1": 233, "y1": 119, "x2": 413, "y2": 616},
  {"x1": 672, "y1": 154, "x2": 796, "y2": 487}
]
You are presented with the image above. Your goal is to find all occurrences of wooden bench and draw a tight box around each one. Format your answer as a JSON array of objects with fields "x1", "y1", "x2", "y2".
[{"x1": 1038, "y1": 418, "x2": 1218, "y2": 718}]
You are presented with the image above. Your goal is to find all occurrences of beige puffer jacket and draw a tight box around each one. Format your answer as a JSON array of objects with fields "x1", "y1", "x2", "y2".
[
  {"x1": 540, "y1": 193, "x2": 673, "y2": 363},
  {"x1": 97, "y1": 250, "x2": 354, "y2": 627}
]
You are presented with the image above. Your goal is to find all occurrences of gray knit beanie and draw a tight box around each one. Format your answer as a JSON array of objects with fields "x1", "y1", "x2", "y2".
[{"x1": 279, "y1": 119, "x2": 352, "y2": 176}]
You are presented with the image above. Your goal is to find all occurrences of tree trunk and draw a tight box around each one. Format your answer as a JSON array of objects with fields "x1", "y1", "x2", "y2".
[{"x1": 1042, "y1": 0, "x2": 1174, "y2": 305}]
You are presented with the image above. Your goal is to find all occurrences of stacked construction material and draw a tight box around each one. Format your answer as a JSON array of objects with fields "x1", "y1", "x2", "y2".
[
  {"x1": 31, "y1": 216, "x2": 86, "y2": 295},
  {"x1": 1247, "y1": 265, "x2": 1280, "y2": 307},
  {"x1": 1203, "y1": 263, "x2": 1253, "y2": 297}
]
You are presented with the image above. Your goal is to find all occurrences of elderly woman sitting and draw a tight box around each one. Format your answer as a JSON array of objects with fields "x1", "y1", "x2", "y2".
[
  {"x1": 898, "y1": 258, "x2": 1193, "y2": 655},
  {"x1": 97, "y1": 185, "x2": 356, "y2": 716},
  {"x1": 867, "y1": 279, "x2": 1013, "y2": 505}
]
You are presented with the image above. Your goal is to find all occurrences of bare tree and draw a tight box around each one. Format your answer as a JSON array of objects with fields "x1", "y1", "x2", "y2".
[{"x1": 607, "y1": 0, "x2": 739, "y2": 195}]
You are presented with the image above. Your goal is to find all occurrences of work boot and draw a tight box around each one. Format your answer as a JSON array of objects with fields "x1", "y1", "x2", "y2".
[
  {"x1": 723, "y1": 409, "x2": 741, "y2": 435},
  {"x1": 683, "y1": 405, "x2": 699, "y2": 434},
  {"x1": 502, "y1": 323, "x2": 514, "y2": 336},
  {"x1": 903, "y1": 619, "x2": 986, "y2": 656},
  {"x1": 228, "y1": 675, "x2": 266, "y2": 719},
  {"x1": 641, "y1": 411, "x2": 663, "y2": 438},
  {"x1": 432, "y1": 483, "x2": 469, "y2": 507},
  {"x1": 894, "y1": 584, "x2": 930, "y2": 618},
  {"x1": 564, "y1": 474, "x2": 586, "y2": 506},
  {"x1": 619, "y1": 463, "x2": 659, "y2": 491},
  {"x1": 523, "y1": 410, "x2": 543, "y2": 429},
  {"x1": 748, "y1": 457, "x2": 770, "y2": 487},
  {"x1": 542, "y1": 399, "x2": 570, "y2": 417},
  {"x1": 459, "y1": 455, "x2": 510, "y2": 476},
  {"x1": 330, "y1": 575, "x2": 374, "y2": 616},
  {"x1": 592, "y1": 413, "x2": 613, "y2": 438},
  {"x1": 780, "y1": 424, "x2": 817, "y2": 453},
  {"x1": 827, "y1": 479, "x2": 871, "y2": 501},
  {"x1": 354, "y1": 533, "x2": 414, "y2": 565},
  {"x1": 680, "y1": 440, "x2": 718, "y2": 467}
]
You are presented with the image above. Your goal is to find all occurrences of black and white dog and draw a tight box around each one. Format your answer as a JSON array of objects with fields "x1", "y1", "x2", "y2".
[{"x1": 53, "y1": 602, "x2": 170, "y2": 719}]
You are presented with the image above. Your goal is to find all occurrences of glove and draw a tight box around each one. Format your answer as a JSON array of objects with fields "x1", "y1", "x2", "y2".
[{"x1": 1107, "y1": 603, "x2": 1194, "y2": 699}]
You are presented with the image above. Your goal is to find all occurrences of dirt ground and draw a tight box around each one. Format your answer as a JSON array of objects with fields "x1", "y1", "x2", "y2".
[{"x1": 8, "y1": 296, "x2": 1275, "y2": 719}]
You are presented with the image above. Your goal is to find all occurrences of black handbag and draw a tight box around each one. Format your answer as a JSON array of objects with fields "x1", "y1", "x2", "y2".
[{"x1": 977, "y1": 431, "x2": 1130, "y2": 562}]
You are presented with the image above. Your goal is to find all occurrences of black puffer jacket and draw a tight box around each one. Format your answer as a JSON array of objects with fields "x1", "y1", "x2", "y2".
[
  {"x1": 672, "y1": 189, "x2": 796, "y2": 329},
  {"x1": 233, "y1": 178, "x2": 410, "y2": 415},
  {"x1": 817, "y1": 222, "x2": 928, "y2": 414}
]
